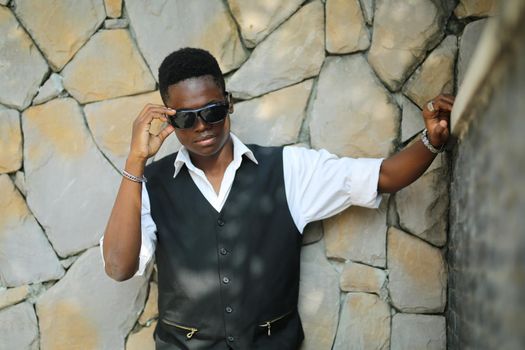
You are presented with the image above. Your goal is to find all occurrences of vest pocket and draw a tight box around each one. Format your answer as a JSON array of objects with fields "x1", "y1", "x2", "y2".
[
  {"x1": 160, "y1": 318, "x2": 198, "y2": 339},
  {"x1": 258, "y1": 309, "x2": 294, "y2": 336}
]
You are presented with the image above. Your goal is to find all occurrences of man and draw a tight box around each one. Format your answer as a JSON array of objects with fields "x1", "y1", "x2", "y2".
[{"x1": 101, "y1": 48, "x2": 454, "y2": 349}]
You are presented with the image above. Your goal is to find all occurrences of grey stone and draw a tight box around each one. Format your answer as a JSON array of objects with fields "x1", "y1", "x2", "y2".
[
  {"x1": 333, "y1": 292, "x2": 390, "y2": 350},
  {"x1": 227, "y1": 0, "x2": 305, "y2": 48},
  {"x1": 227, "y1": 1, "x2": 324, "y2": 99},
  {"x1": 0, "y1": 7, "x2": 48, "y2": 110},
  {"x1": 13, "y1": 170, "x2": 26, "y2": 196},
  {"x1": 340, "y1": 261, "x2": 386, "y2": 293},
  {"x1": 22, "y1": 98, "x2": 121, "y2": 257},
  {"x1": 0, "y1": 302, "x2": 38, "y2": 349},
  {"x1": 310, "y1": 55, "x2": 399, "y2": 158},
  {"x1": 401, "y1": 96, "x2": 424, "y2": 143},
  {"x1": 230, "y1": 80, "x2": 313, "y2": 146},
  {"x1": 14, "y1": 0, "x2": 105, "y2": 71},
  {"x1": 85, "y1": 91, "x2": 165, "y2": 169},
  {"x1": 391, "y1": 313, "x2": 446, "y2": 350},
  {"x1": 299, "y1": 237, "x2": 340, "y2": 350},
  {"x1": 126, "y1": 0, "x2": 247, "y2": 77},
  {"x1": 0, "y1": 0, "x2": 9, "y2": 6},
  {"x1": 387, "y1": 227, "x2": 447, "y2": 313},
  {"x1": 326, "y1": 0, "x2": 369, "y2": 53},
  {"x1": 60, "y1": 255, "x2": 79, "y2": 269},
  {"x1": 0, "y1": 175, "x2": 64, "y2": 287},
  {"x1": 104, "y1": 18, "x2": 128, "y2": 29},
  {"x1": 458, "y1": 19, "x2": 489, "y2": 88},
  {"x1": 395, "y1": 159, "x2": 448, "y2": 246},
  {"x1": 33, "y1": 73, "x2": 64, "y2": 105},
  {"x1": 0, "y1": 285, "x2": 29, "y2": 310},
  {"x1": 360, "y1": 0, "x2": 374, "y2": 25},
  {"x1": 62, "y1": 29, "x2": 156, "y2": 104},
  {"x1": 154, "y1": 134, "x2": 182, "y2": 162},
  {"x1": 0, "y1": 106, "x2": 22, "y2": 173},
  {"x1": 36, "y1": 247, "x2": 149, "y2": 350},
  {"x1": 324, "y1": 195, "x2": 388, "y2": 268},
  {"x1": 454, "y1": 0, "x2": 497, "y2": 18},
  {"x1": 368, "y1": 0, "x2": 447, "y2": 91},
  {"x1": 403, "y1": 35, "x2": 457, "y2": 109}
]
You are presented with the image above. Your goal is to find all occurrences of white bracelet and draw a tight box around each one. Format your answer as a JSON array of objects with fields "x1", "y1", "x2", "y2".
[
  {"x1": 421, "y1": 128, "x2": 445, "y2": 154},
  {"x1": 121, "y1": 169, "x2": 147, "y2": 183}
]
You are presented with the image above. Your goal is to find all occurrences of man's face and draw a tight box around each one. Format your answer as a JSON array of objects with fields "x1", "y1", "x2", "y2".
[{"x1": 165, "y1": 76, "x2": 231, "y2": 158}]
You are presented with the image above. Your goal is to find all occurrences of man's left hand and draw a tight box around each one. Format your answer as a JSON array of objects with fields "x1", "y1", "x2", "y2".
[{"x1": 422, "y1": 94, "x2": 455, "y2": 148}]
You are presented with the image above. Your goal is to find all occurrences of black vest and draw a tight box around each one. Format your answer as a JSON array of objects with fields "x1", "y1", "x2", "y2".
[{"x1": 144, "y1": 145, "x2": 304, "y2": 350}]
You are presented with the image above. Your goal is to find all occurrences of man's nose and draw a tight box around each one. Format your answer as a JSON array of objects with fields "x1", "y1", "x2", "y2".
[{"x1": 193, "y1": 114, "x2": 210, "y2": 131}]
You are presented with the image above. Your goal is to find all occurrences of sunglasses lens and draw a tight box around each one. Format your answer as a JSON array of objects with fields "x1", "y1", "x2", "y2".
[
  {"x1": 170, "y1": 111, "x2": 196, "y2": 129},
  {"x1": 201, "y1": 105, "x2": 229, "y2": 124}
]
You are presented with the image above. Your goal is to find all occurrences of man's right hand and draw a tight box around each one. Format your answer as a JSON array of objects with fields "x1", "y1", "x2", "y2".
[{"x1": 128, "y1": 103, "x2": 176, "y2": 164}]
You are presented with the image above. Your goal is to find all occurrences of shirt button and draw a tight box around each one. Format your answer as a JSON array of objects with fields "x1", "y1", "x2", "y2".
[
  {"x1": 217, "y1": 218, "x2": 225, "y2": 226},
  {"x1": 225, "y1": 306, "x2": 233, "y2": 313},
  {"x1": 219, "y1": 248, "x2": 228, "y2": 255},
  {"x1": 222, "y1": 276, "x2": 230, "y2": 284},
  {"x1": 227, "y1": 335, "x2": 235, "y2": 342}
]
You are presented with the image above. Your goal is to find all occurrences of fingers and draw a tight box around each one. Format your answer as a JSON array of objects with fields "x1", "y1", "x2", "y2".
[
  {"x1": 156, "y1": 124, "x2": 175, "y2": 143},
  {"x1": 135, "y1": 104, "x2": 175, "y2": 126}
]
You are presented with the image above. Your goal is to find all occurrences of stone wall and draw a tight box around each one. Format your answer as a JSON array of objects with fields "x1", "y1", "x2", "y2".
[
  {"x1": 448, "y1": 1, "x2": 525, "y2": 349},
  {"x1": 0, "y1": 0, "x2": 496, "y2": 349}
]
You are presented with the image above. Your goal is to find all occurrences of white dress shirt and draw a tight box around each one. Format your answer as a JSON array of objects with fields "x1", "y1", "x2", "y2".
[{"x1": 100, "y1": 133, "x2": 384, "y2": 276}]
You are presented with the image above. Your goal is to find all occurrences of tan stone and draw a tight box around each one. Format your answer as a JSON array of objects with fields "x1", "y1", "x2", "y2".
[
  {"x1": 126, "y1": 0, "x2": 247, "y2": 77},
  {"x1": 227, "y1": 0, "x2": 305, "y2": 47},
  {"x1": 0, "y1": 285, "x2": 29, "y2": 310},
  {"x1": 126, "y1": 322, "x2": 156, "y2": 350},
  {"x1": 36, "y1": 247, "x2": 149, "y2": 350},
  {"x1": 387, "y1": 227, "x2": 447, "y2": 313},
  {"x1": 22, "y1": 98, "x2": 121, "y2": 257},
  {"x1": 395, "y1": 162, "x2": 448, "y2": 246},
  {"x1": 299, "y1": 237, "x2": 340, "y2": 350},
  {"x1": 310, "y1": 55, "x2": 399, "y2": 158},
  {"x1": 0, "y1": 107, "x2": 22, "y2": 173},
  {"x1": 391, "y1": 313, "x2": 446, "y2": 350},
  {"x1": 0, "y1": 175, "x2": 64, "y2": 287},
  {"x1": 324, "y1": 195, "x2": 388, "y2": 267},
  {"x1": 104, "y1": 0, "x2": 122, "y2": 18},
  {"x1": 455, "y1": 0, "x2": 497, "y2": 18},
  {"x1": 14, "y1": 0, "x2": 105, "y2": 71},
  {"x1": 368, "y1": 0, "x2": 447, "y2": 91},
  {"x1": 403, "y1": 35, "x2": 457, "y2": 109},
  {"x1": 340, "y1": 261, "x2": 386, "y2": 293},
  {"x1": 33, "y1": 73, "x2": 64, "y2": 105},
  {"x1": 231, "y1": 80, "x2": 313, "y2": 146},
  {"x1": 333, "y1": 293, "x2": 390, "y2": 350},
  {"x1": 227, "y1": 1, "x2": 324, "y2": 99},
  {"x1": 62, "y1": 29, "x2": 156, "y2": 104},
  {"x1": 13, "y1": 171, "x2": 26, "y2": 196},
  {"x1": 85, "y1": 91, "x2": 165, "y2": 169},
  {"x1": 0, "y1": 7, "x2": 48, "y2": 110},
  {"x1": 0, "y1": 302, "x2": 39, "y2": 350},
  {"x1": 401, "y1": 97, "x2": 424, "y2": 143},
  {"x1": 458, "y1": 19, "x2": 489, "y2": 88},
  {"x1": 139, "y1": 282, "x2": 158, "y2": 326},
  {"x1": 326, "y1": 0, "x2": 369, "y2": 53}
]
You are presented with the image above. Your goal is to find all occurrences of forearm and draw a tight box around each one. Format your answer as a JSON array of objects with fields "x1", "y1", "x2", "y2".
[
  {"x1": 102, "y1": 158, "x2": 145, "y2": 281},
  {"x1": 378, "y1": 138, "x2": 438, "y2": 193}
]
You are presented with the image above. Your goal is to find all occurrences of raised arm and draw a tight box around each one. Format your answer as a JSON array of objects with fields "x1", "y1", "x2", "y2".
[
  {"x1": 378, "y1": 94, "x2": 454, "y2": 194},
  {"x1": 102, "y1": 104, "x2": 175, "y2": 281}
]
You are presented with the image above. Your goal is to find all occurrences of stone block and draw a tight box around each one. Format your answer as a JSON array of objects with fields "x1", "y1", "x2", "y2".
[
  {"x1": 127, "y1": 322, "x2": 156, "y2": 350},
  {"x1": 326, "y1": 0, "x2": 369, "y2": 53},
  {"x1": 0, "y1": 302, "x2": 38, "y2": 349},
  {"x1": 0, "y1": 285, "x2": 29, "y2": 310},
  {"x1": 104, "y1": 0, "x2": 122, "y2": 18},
  {"x1": 457, "y1": 19, "x2": 489, "y2": 88},
  {"x1": 454, "y1": 0, "x2": 497, "y2": 18},
  {"x1": 310, "y1": 55, "x2": 399, "y2": 158},
  {"x1": 62, "y1": 29, "x2": 156, "y2": 103},
  {"x1": 391, "y1": 313, "x2": 446, "y2": 350},
  {"x1": 227, "y1": 1, "x2": 324, "y2": 99},
  {"x1": 401, "y1": 96, "x2": 424, "y2": 143},
  {"x1": 0, "y1": 106, "x2": 22, "y2": 173},
  {"x1": 138, "y1": 282, "x2": 158, "y2": 326},
  {"x1": 340, "y1": 261, "x2": 386, "y2": 293},
  {"x1": 0, "y1": 7, "x2": 48, "y2": 110},
  {"x1": 14, "y1": 0, "x2": 105, "y2": 70},
  {"x1": 33, "y1": 73, "x2": 64, "y2": 105},
  {"x1": 231, "y1": 80, "x2": 313, "y2": 146}
]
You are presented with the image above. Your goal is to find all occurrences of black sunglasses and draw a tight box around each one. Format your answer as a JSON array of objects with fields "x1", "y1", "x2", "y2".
[{"x1": 167, "y1": 93, "x2": 231, "y2": 129}]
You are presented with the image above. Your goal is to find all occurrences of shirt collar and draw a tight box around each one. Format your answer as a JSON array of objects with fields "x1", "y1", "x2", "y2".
[{"x1": 173, "y1": 133, "x2": 258, "y2": 178}]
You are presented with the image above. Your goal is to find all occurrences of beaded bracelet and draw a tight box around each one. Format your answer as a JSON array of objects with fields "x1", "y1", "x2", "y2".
[
  {"x1": 121, "y1": 169, "x2": 147, "y2": 183},
  {"x1": 421, "y1": 128, "x2": 445, "y2": 154}
]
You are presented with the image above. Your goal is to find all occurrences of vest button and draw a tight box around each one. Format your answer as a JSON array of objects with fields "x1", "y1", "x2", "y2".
[
  {"x1": 219, "y1": 247, "x2": 228, "y2": 255},
  {"x1": 222, "y1": 276, "x2": 230, "y2": 284},
  {"x1": 217, "y1": 218, "x2": 225, "y2": 226},
  {"x1": 227, "y1": 335, "x2": 235, "y2": 342},
  {"x1": 225, "y1": 306, "x2": 233, "y2": 313}
]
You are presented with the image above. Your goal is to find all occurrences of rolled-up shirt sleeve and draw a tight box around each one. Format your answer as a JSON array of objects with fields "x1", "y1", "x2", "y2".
[
  {"x1": 283, "y1": 146, "x2": 384, "y2": 233},
  {"x1": 99, "y1": 183, "x2": 157, "y2": 277}
]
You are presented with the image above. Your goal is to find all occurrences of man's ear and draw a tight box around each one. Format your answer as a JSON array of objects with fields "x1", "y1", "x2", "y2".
[{"x1": 227, "y1": 91, "x2": 234, "y2": 114}]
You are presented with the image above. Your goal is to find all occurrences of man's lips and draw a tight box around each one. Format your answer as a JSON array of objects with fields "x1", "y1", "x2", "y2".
[{"x1": 194, "y1": 133, "x2": 216, "y2": 144}]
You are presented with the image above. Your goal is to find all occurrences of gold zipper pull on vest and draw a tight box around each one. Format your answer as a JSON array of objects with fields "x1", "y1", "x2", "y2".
[{"x1": 186, "y1": 328, "x2": 197, "y2": 339}]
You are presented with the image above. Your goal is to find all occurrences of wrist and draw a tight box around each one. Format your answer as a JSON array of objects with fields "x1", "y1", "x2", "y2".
[{"x1": 125, "y1": 156, "x2": 146, "y2": 175}]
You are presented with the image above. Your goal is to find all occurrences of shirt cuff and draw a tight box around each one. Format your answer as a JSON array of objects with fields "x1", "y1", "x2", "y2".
[{"x1": 348, "y1": 157, "x2": 384, "y2": 208}]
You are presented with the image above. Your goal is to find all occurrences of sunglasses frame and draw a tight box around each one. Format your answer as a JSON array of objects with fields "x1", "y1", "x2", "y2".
[{"x1": 167, "y1": 92, "x2": 233, "y2": 129}]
